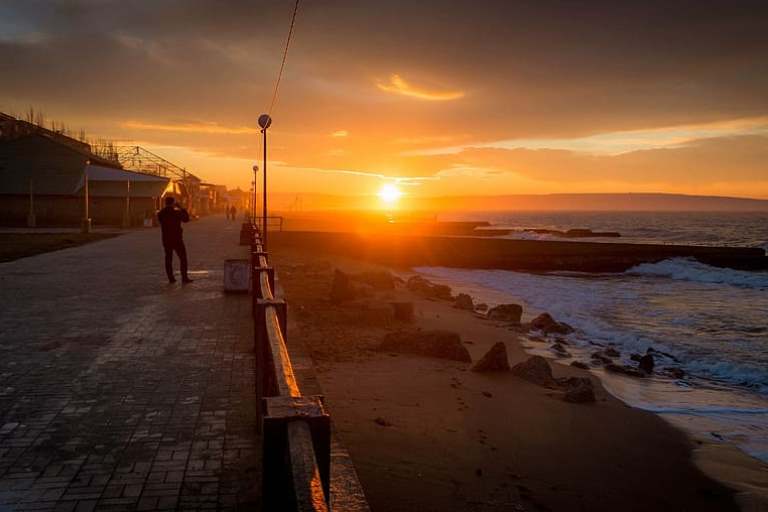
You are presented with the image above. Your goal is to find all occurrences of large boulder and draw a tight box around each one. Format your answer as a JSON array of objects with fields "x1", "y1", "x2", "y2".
[
  {"x1": 563, "y1": 382, "x2": 596, "y2": 403},
  {"x1": 471, "y1": 342, "x2": 511, "y2": 372},
  {"x1": 379, "y1": 330, "x2": 471, "y2": 362},
  {"x1": 530, "y1": 312, "x2": 556, "y2": 330},
  {"x1": 330, "y1": 269, "x2": 356, "y2": 303},
  {"x1": 638, "y1": 354, "x2": 655, "y2": 374},
  {"x1": 487, "y1": 304, "x2": 523, "y2": 324},
  {"x1": 557, "y1": 376, "x2": 591, "y2": 389},
  {"x1": 605, "y1": 363, "x2": 646, "y2": 378},
  {"x1": 453, "y1": 293, "x2": 475, "y2": 311},
  {"x1": 665, "y1": 367, "x2": 686, "y2": 379},
  {"x1": 352, "y1": 270, "x2": 396, "y2": 290},
  {"x1": 406, "y1": 275, "x2": 453, "y2": 300},
  {"x1": 511, "y1": 355, "x2": 556, "y2": 387},
  {"x1": 590, "y1": 351, "x2": 613, "y2": 365},
  {"x1": 557, "y1": 377, "x2": 596, "y2": 403},
  {"x1": 530, "y1": 313, "x2": 574, "y2": 335}
]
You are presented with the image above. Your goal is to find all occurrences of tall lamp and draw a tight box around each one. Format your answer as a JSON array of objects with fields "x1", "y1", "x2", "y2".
[
  {"x1": 258, "y1": 114, "x2": 272, "y2": 249},
  {"x1": 252, "y1": 164, "x2": 259, "y2": 225}
]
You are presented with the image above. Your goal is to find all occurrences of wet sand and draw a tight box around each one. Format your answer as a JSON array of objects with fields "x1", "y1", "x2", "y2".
[{"x1": 271, "y1": 235, "x2": 765, "y2": 511}]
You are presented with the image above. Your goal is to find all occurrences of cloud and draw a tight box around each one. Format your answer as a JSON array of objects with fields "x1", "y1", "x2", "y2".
[
  {"x1": 407, "y1": 116, "x2": 768, "y2": 156},
  {"x1": 331, "y1": 130, "x2": 349, "y2": 137},
  {"x1": 376, "y1": 74, "x2": 464, "y2": 101},
  {"x1": 1, "y1": 0, "x2": 767, "y2": 195},
  {"x1": 424, "y1": 135, "x2": 768, "y2": 184}
]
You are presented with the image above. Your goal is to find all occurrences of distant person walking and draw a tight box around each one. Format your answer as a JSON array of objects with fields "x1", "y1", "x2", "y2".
[
  {"x1": 230, "y1": 205, "x2": 237, "y2": 221},
  {"x1": 157, "y1": 196, "x2": 192, "y2": 284}
]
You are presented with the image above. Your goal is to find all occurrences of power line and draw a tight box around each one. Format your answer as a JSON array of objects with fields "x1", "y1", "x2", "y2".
[{"x1": 268, "y1": 0, "x2": 300, "y2": 116}]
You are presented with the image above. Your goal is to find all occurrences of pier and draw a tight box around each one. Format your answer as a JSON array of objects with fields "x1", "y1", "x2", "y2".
[{"x1": 270, "y1": 231, "x2": 768, "y2": 272}]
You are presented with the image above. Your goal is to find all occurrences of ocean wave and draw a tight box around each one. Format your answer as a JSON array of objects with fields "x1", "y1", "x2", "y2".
[
  {"x1": 638, "y1": 404, "x2": 768, "y2": 416},
  {"x1": 627, "y1": 258, "x2": 768, "y2": 289},
  {"x1": 568, "y1": 330, "x2": 768, "y2": 392},
  {"x1": 416, "y1": 265, "x2": 768, "y2": 388},
  {"x1": 684, "y1": 359, "x2": 768, "y2": 394},
  {"x1": 504, "y1": 231, "x2": 558, "y2": 241}
]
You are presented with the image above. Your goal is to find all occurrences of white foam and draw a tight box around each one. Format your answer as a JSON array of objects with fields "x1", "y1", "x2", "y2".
[
  {"x1": 627, "y1": 258, "x2": 768, "y2": 289},
  {"x1": 639, "y1": 405, "x2": 768, "y2": 416},
  {"x1": 505, "y1": 231, "x2": 558, "y2": 241}
]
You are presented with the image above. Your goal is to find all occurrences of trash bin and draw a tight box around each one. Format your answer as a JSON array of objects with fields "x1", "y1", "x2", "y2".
[{"x1": 224, "y1": 259, "x2": 250, "y2": 293}]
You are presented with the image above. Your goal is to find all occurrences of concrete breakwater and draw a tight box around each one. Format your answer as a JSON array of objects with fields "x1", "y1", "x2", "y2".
[{"x1": 271, "y1": 231, "x2": 768, "y2": 272}]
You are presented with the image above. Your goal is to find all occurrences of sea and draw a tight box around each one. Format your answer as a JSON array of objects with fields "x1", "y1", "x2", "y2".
[{"x1": 416, "y1": 211, "x2": 768, "y2": 463}]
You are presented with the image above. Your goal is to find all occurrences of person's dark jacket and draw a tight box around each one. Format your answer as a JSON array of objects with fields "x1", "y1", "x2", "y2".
[{"x1": 157, "y1": 205, "x2": 190, "y2": 244}]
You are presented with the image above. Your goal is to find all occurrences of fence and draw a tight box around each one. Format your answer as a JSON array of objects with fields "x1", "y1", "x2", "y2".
[
  {"x1": 253, "y1": 216, "x2": 285, "y2": 232},
  {"x1": 241, "y1": 222, "x2": 333, "y2": 511}
]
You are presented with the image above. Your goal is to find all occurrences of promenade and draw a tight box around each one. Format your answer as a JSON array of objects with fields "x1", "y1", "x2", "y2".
[{"x1": 0, "y1": 216, "x2": 259, "y2": 511}]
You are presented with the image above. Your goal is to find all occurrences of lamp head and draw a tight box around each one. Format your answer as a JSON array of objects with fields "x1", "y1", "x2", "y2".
[{"x1": 258, "y1": 114, "x2": 272, "y2": 130}]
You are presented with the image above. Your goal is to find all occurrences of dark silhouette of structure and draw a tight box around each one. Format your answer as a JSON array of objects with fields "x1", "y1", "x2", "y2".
[
  {"x1": 157, "y1": 196, "x2": 191, "y2": 283},
  {"x1": 0, "y1": 115, "x2": 170, "y2": 227}
]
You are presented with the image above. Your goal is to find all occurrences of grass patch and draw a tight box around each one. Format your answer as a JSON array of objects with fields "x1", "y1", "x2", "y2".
[{"x1": 0, "y1": 233, "x2": 121, "y2": 262}]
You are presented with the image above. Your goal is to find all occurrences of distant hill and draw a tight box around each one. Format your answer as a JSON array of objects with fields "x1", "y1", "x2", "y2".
[{"x1": 418, "y1": 193, "x2": 768, "y2": 212}]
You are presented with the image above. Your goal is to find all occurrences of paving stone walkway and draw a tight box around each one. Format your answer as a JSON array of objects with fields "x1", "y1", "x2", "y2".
[{"x1": 0, "y1": 216, "x2": 260, "y2": 511}]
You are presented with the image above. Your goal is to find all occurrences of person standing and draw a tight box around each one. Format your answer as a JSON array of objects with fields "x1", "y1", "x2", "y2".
[
  {"x1": 157, "y1": 196, "x2": 192, "y2": 284},
  {"x1": 230, "y1": 205, "x2": 237, "y2": 221}
]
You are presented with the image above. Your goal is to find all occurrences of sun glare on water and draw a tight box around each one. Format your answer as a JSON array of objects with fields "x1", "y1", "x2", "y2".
[{"x1": 378, "y1": 184, "x2": 402, "y2": 206}]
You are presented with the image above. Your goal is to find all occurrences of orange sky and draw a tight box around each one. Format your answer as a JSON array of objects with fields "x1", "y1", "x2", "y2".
[{"x1": 1, "y1": 1, "x2": 767, "y2": 202}]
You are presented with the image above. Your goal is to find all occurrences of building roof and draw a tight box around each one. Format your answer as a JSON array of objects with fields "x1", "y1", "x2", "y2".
[
  {"x1": 76, "y1": 165, "x2": 170, "y2": 198},
  {"x1": 0, "y1": 134, "x2": 169, "y2": 198}
]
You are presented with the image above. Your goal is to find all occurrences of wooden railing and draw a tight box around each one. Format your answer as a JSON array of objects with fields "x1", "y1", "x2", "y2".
[{"x1": 242, "y1": 222, "x2": 332, "y2": 511}]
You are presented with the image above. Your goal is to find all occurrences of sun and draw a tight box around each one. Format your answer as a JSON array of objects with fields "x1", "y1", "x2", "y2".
[{"x1": 378, "y1": 183, "x2": 402, "y2": 206}]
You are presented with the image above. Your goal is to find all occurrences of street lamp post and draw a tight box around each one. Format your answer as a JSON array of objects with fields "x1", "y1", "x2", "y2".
[
  {"x1": 81, "y1": 159, "x2": 91, "y2": 233},
  {"x1": 252, "y1": 164, "x2": 259, "y2": 225},
  {"x1": 258, "y1": 114, "x2": 272, "y2": 249}
]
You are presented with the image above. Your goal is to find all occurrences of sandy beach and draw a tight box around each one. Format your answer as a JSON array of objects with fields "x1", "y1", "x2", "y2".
[{"x1": 271, "y1": 233, "x2": 768, "y2": 512}]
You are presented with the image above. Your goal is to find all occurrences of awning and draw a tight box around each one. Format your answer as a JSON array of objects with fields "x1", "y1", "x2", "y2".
[{"x1": 76, "y1": 165, "x2": 171, "y2": 198}]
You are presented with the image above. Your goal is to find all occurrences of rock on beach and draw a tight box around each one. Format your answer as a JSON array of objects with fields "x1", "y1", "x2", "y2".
[
  {"x1": 379, "y1": 329, "x2": 471, "y2": 362},
  {"x1": 530, "y1": 312, "x2": 574, "y2": 335},
  {"x1": 511, "y1": 355, "x2": 557, "y2": 387},
  {"x1": 406, "y1": 275, "x2": 453, "y2": 300},
  {"x1": 471, "y1": 342, "x2": 511, "y2": 372},
  {"x1": 453, "y1": 293, "x2": 475, "y2": 311},
  {"x1": 487, "y1": 304, "x2": 523, "y2": 324}
]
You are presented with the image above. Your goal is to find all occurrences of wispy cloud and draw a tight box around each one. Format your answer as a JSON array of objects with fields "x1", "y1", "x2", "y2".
[
  {"x1": 405, "y1": 116, "x2": 768, "y2": 156},
  {"x1": 394, "y1": 134, "x2": 467, "y2": 145},
  {"x1": 123, "y1": 120, "x2": 260, "y2": 135},
  {"x1": 331, "y1": 130, "x2": 349, "y2": 137},
  {"x1": 376, "y1": 74, "x2": 464, "y2": 101}
]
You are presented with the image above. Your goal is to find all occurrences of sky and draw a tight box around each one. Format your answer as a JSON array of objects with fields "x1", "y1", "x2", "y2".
[{"x1": 1, "y1": 0, "x2": 767, "y2": 204}]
